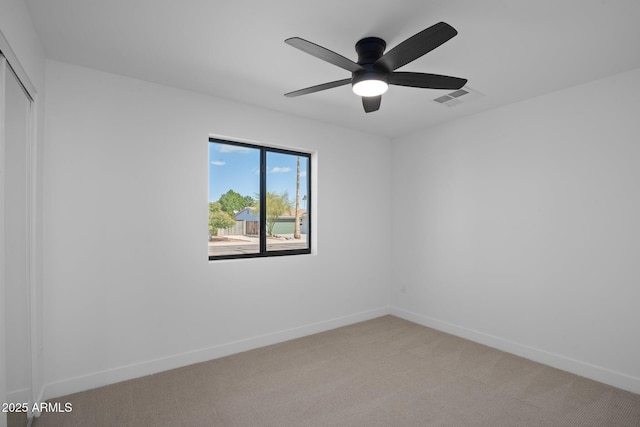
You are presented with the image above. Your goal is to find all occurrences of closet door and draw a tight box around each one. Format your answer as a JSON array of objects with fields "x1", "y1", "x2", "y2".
[{"x1": 1, "y1": 53, "x2": 33, "y2": 427}]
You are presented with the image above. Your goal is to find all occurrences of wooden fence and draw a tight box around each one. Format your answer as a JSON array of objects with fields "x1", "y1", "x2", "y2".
[{"x1": 218, "y1": 220, "x2": 259, "y2": 236}]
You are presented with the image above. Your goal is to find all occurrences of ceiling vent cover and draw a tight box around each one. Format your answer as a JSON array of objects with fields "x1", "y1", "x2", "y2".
[{"x1": 433, "y1": 86, "x2": 483, "y2": 107}]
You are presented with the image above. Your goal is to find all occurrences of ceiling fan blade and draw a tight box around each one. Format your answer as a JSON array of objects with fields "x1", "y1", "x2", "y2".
[
  {"x1": 389, "y1": 72, "x2": 467, "y2": 90},
  {"x1": 362, "y1": 96, "x2": 381, "y2": 113},
  {"x1": 284, "y1": 78, "x2": 352, "y2": 97},
  {"x1": 285, "y1": 37, "x2": 363, "y2": 73},
  {"x1": 376, "y1": 22, "x2": 458, "y2": 71}
]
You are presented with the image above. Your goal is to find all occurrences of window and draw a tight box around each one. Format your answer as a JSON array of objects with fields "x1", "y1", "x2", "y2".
[{"x1": 208, "y1": 138, "x2": 311, "y2": 260}]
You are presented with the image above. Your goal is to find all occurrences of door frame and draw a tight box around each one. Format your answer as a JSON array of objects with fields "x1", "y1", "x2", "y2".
[{"x1": 0, "y1": 29, "x2": 39, "y2": 427}]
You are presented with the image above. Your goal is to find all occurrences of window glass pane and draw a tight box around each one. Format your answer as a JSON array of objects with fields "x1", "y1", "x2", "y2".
[
  {"x1": 208, "y1": 141, "x2": 260, "y2": 257},
  {"x1": 266, "y1": 151, "x2": 309, "y2": 252}
]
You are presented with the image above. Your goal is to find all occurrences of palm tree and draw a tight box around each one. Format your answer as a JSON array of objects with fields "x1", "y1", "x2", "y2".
[{"x1": 294, "y1": 156, "x2": 301, "y2": 239}]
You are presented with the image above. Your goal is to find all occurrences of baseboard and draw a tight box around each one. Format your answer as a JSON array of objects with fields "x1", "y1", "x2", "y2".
[
  {"x1": 6, "y1": 387, "x2": 30, "y2": 404},
  {"x1": 43, "y1": 307, "x2": 389, "y2": 400},
  {"x1": 390, "y1": 306, "x2": 640, "y2": 395}
]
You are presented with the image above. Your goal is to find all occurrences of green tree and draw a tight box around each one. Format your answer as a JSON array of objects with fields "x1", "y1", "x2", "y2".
[
  {"x1": 218, "y1": 189, "x2": 254, "y2": 215},
  {"x1": 266, "y1": 192, "x2": 292, "y2": 237},
  {"x1": 253, "y1": 192, "x2": 291, "y2": 237},
  {"x1": 294, "y1": 156, "x2": 301, "y2": 239},
  {"x1": 242, "y1": 195, "x2": 255, "y2": 209},
  {"x1": 208, "y1": 202, "x2": 235, "y2": 236}
]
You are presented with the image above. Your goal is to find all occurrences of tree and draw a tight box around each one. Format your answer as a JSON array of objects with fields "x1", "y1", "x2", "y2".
[
  {"x1": 208, "y1": 202, "x2": 235, "y2": 236},
  {"x1": 294, "y1": 156, "x2": 301, "y2": 239},
  {"x1": 218, "y1": 189, "x2": 254, "y2": 215},
  {"x1": 262, "y1": 192, "x2": 291, "y2": 237},
  {"x1": 242, "y1": 195, "x2": 255, "y2": 209}
]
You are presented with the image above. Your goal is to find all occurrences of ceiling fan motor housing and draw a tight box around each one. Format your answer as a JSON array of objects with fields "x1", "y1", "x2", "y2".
[
  {"x1": 352, "y1": 37, "x2": 389, "y2": 89},
  {"x1": 355, "y1": 37, "x2": 387, "y2": 65}
]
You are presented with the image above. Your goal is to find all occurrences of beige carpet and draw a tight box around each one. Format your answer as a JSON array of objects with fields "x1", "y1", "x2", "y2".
[{"x1": 34, "y1": 315, "x2": 640, "y2": 426}]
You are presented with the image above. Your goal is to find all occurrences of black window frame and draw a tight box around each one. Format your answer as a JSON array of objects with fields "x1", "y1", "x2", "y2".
[{"x1": 208, "y1": 137, "x2": 312, "y2": 261}]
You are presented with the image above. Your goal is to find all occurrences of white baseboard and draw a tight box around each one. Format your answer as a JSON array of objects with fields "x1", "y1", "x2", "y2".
[
  {"x1": 390, "y1": 306, "x2": 640, "y2": 395},
  {"x1": 43, "y1": 307, "x2": 389, "y2": 400},
  {"x1": 6, "y1": 387, "x2": 30, "y2": 404}
]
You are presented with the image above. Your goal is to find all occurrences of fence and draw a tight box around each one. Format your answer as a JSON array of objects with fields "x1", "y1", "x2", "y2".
[
  {"x1": 218, "y1": 220, "x2": 260, "y2": 236},
  {"x1": 217, "y1": 220, "x2": 244, "y2": 236}
]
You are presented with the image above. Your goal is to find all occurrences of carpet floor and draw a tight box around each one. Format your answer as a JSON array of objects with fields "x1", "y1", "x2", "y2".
[{"x1": 33, "y1": 315, "x2": 640, "y2": 426}]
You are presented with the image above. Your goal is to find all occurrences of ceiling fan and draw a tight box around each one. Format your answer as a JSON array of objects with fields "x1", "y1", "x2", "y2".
[{"x1": 284, "y1": 22, "x2": 467, "y2": 113}]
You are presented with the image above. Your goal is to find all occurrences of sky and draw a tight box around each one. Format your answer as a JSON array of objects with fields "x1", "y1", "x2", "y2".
[{"x1": 208, "y1": 141, "x2": 309, "y2": 209}]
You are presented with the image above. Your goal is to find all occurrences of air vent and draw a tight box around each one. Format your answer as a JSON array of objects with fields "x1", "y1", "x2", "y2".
[
  {"x1": 434, "y1": 95, "x2": 452, "y2": 103},
  {"x1": 433, "y1": 86, "x2": 483, "y2": 107},
  {"x1": 449, "y1": 89, "x2": 469, "y2": 98}
]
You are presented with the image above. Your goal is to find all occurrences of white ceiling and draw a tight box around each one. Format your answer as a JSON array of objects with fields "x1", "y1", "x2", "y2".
[{"x1": 25, "y1": 0, "x2": 640, "y2": 139}]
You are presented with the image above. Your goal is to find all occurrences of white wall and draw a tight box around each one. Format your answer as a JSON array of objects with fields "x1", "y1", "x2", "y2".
[
  {"x1": 42, "y1": 60, "x2": 391, "y2": 398},
  {"x1": 390, "y1": 68, "x2": 640, "y2": 393}
]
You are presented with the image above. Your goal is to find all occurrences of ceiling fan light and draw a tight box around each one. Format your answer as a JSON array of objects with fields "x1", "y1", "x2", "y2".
[{"x1": 352, "y1": 79, "x2": 388, "y2": 97}]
